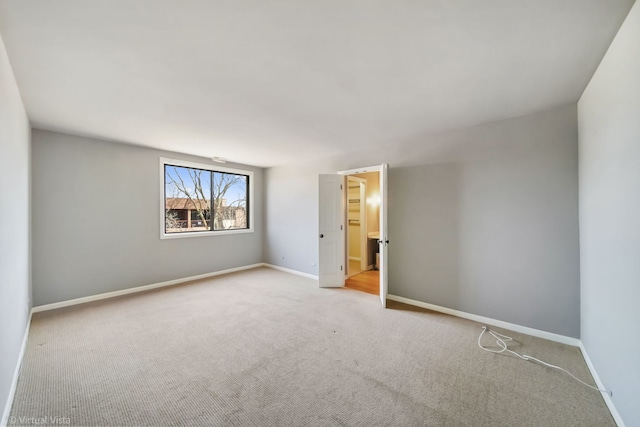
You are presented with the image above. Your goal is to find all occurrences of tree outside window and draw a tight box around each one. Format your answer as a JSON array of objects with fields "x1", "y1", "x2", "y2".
[{"x1": 163, "y1": 162, "x2": 249, "y2": 234}]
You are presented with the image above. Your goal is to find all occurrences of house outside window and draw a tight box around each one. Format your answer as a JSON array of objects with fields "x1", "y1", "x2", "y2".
[{"x1": 160, "y1": 158, "x2": 253, "y2": 239}]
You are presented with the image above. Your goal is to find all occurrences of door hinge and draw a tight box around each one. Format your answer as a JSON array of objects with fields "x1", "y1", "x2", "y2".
[
  {"x1": 340, "y1": 184, "x2": 343, "y2": 190},
  {"x1": 340, "y1": 225, "x2": 343, "y2": 230},
  {"x1": 340, "y1": 265, "x2": 343, "y2": 271}
]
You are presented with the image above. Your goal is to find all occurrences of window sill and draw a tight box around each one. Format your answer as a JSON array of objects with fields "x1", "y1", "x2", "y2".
[{"x1": 161, "y1": 228, "x2": 254, "y2": 240}]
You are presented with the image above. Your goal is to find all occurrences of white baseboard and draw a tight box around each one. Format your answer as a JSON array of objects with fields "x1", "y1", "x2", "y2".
[
  {"x1": 1, "y1": 311, "x2": 32, "y2": 427},
  {"x1": 32, "y1": 263, "x2": 264, "y2": 313},
  {"x1": 261, "y1": 263, "x2": 319, "y2": 281},
  {"x1": 31, "y1": 263, "x2": 320, "y2": 314},
  {"x1": 579, "y1": 343, "x2": 625, "y2": 427},
  {"x1": 385, "y1": 294, "x2": 622, "y2": 424},
  {"x1": 387, "y1": 294, "x2": 580, "y2": 347}
]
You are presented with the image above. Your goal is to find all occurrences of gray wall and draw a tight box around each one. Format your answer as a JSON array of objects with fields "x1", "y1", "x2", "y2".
[
  {"x1": 265, "y1": 104, "x2": 580, "y2": 337},
  {"x1": 31, "y1": 130, "x2": 264, "y2": 306},
  {"x1": 578, "y1": 2, "x2": 640, "y2": 425},
  {"x1": 0, "y1": 35, "x2": 30, "y2": 420}
]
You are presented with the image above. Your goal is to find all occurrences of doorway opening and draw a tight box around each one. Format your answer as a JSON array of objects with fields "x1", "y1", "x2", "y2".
[
  {"x1": 346, "y1": 175, "x2": 368, "y2": 278},
  {"x1": 345, "y1": 172, "x2": 379, "y2": 295}
]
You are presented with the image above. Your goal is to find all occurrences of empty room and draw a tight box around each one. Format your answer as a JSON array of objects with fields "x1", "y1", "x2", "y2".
[{"x1": 1, "y1": 1, "x2": 639, "y2": 426}]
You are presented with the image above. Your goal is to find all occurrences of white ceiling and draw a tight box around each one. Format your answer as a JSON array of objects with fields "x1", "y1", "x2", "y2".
[{"x1": 0, "y1": 1, "x2": 635, "y2": 167}]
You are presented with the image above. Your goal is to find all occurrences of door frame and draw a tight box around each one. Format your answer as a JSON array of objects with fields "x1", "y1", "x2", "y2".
[{"x1": 338, "y1": 164, "x2": 388, "y2": 307}]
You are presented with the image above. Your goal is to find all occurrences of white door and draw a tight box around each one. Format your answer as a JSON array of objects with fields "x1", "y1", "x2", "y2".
[
  {"x1": 379, "y1": 164, "x2": 389, "y2": 307},
  {"x1": 318, "y1": 174, "x2": 345, "y2": 287}
]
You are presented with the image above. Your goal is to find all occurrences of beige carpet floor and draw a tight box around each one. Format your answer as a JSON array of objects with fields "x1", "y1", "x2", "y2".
[{"x1": 9, "y1": 267, "x2": 613, "y2": 426}]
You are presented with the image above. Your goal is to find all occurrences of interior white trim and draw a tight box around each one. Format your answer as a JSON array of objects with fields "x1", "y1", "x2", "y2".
[
  {"x1": 387, "y1": 294, "x2": 580, "y2": 346},
  {"x1": 32, "y1": 264, "x2": 264, "y2": 313},
  {"x1": 338, "y1": 165, "x2": 382, "y2": 175},
  {"x1": 579, "y1": 343, "x2": 625, "y2": 427},
  {"x1": 261, "y1": 263, "x2": 319, "y2": 281},
  {"x1": 1, "y1": 312, "x2": 32, "y2": 427},
  {"x1": 30, "y1": 263, "x2": 320, "y2": 314}
]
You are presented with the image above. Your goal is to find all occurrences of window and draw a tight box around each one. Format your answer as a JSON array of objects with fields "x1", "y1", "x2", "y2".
[{"x1": 160, "y1": 158, "x2": 253, "y2": 238}]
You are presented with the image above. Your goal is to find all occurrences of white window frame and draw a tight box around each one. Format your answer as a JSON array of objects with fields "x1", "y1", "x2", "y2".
[{"x1": 160, "y1": 157, "x2": 254, "y2": 239}]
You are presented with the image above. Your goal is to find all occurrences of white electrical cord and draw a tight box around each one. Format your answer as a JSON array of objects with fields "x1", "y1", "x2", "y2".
[{"x1": 477, "y1": 326, "x2": 611, "y2": 396}]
